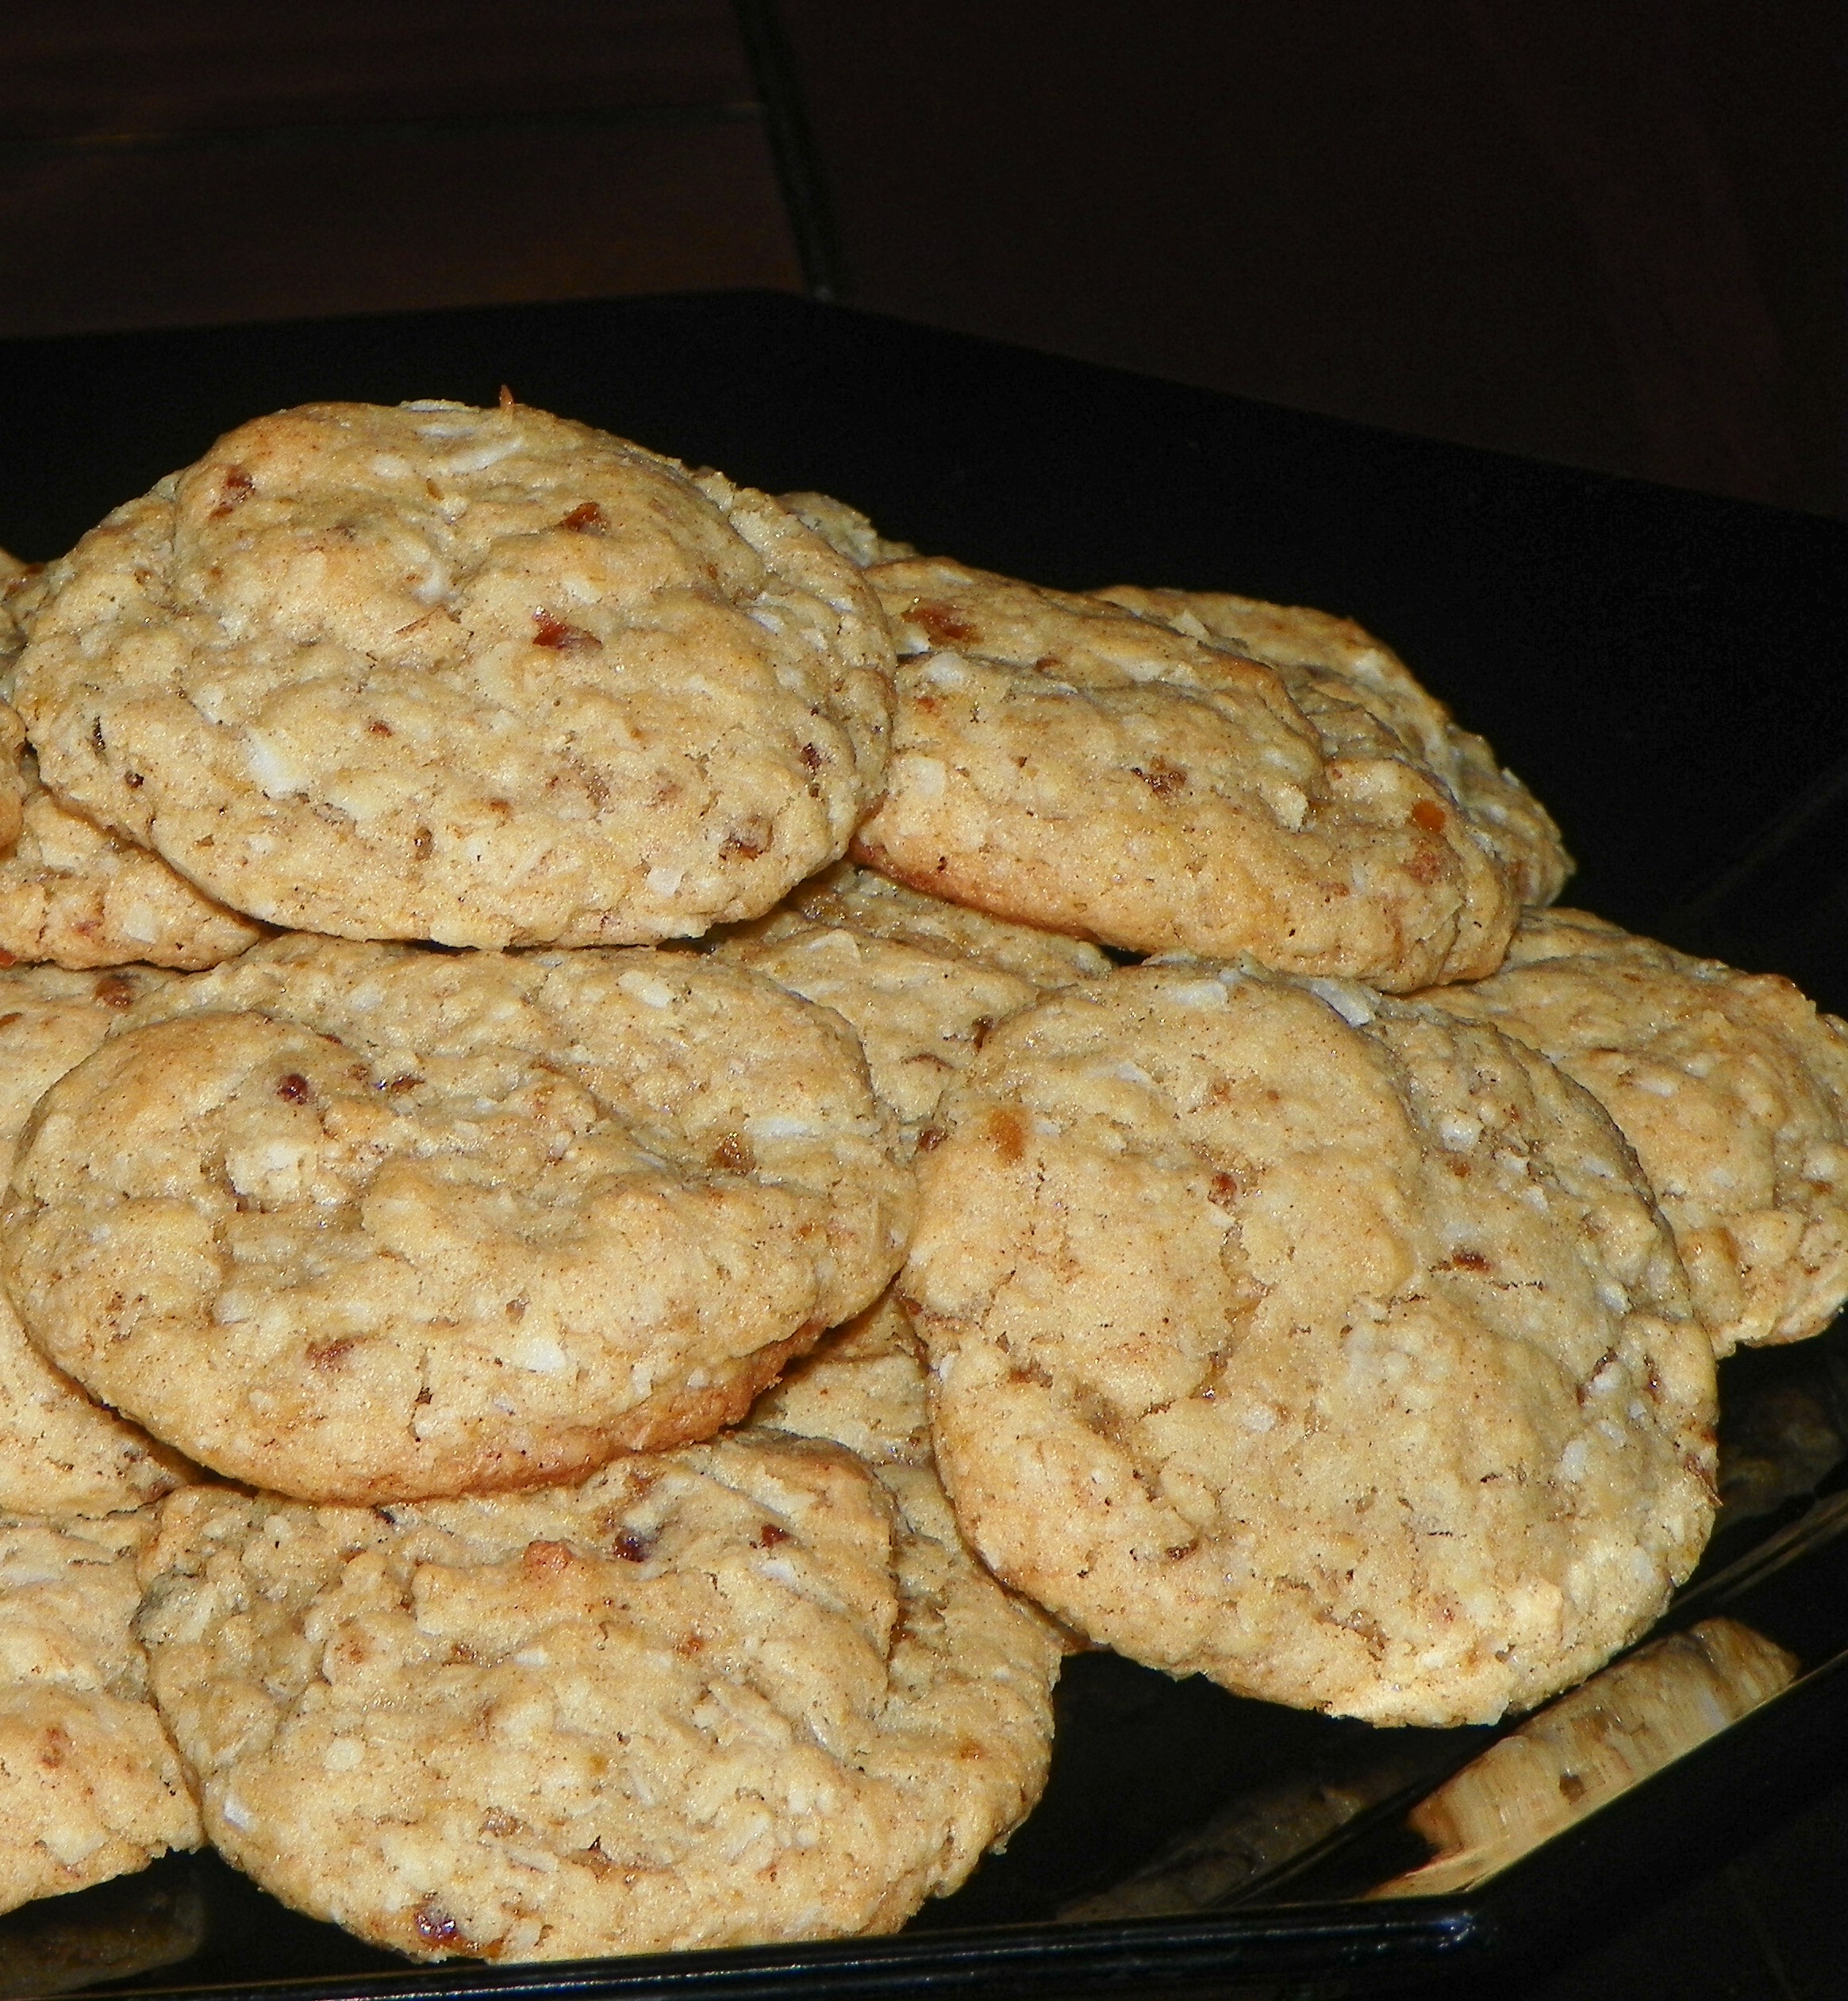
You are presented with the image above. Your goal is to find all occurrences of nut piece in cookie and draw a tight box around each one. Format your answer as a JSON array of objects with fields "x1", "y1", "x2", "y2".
[
  {"x1": 716, "y1": 863, "x2": 1112, "y2": 1138},
  {"x1": 852, "y1": 559, "x2": 1520, "y2": 988},
  {"x1": 904, "y1": 961, "x2": 1715, "y2": 1726},
  {"x1": 1099, "y1": 584, "x2": 1570, "y2": 910},
  {"x1": 3, "y1": 936, "x2": 915, "y2": 1503},
  {"x1": 14, "y1": 401, "x2": 895, "y2": 947},
  {"x1": 0, "y1": 966, "x2": 194, "y2": 1517},
  {"x1": 0, "y1": 1511, "x2": 202, "y2": 1916},
  {"x1": 1420, "y1": 909, "x2": 1848, "y2": 1356},
  {"x1": 136, "y1": 1430, "x2": 1060, "y2": 1961}
]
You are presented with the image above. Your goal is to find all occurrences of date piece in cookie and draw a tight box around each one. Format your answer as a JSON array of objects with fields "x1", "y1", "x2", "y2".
[
  {"x1": 717, "y1": 863, "x2": 1112, "y2": 1136},
  {"x1": 1098, "y1": 585, "x2": 1570, "y2": 910},
  {"x1": 13, "y1": 401, "x2": 895, "y2": 947},
  {"x1": 137, "y1": 1428, "x2": 1061, "y2": 1961},
  {"x1": 904, "y1": 961, "x2": 1716, "y2": 1726},
  {"x1": 0, "y1": 966, "x2": 193, "y2": 1516},
  {"x1": 0, "y1": 1511, "x2": 202, "y2": 1916},
  {"x1": 851, "y1": 561, "x2": 1520, "y2": 988},
  {"x1": 1420, "y1": 910, "x2": 1848, "y2": 1356},
  {"x1": 4, "y1": 936, "x2": 914, "y2": 1504}
]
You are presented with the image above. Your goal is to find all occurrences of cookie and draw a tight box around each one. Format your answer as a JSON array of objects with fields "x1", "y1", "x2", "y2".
[
  {"x1": 903, "y1": 960, "x2": 1715, "y2": 1726},
  {"x1": 716, "y1": 866, "x2": 1112, "y2": 1132},
  {"x1": 4, "y1": 935, "x2": 915, "y2": 1503},
  {"x1": 851, "y1": 560, "x2": 1520, "y2": 987},
  {"x1": 1419, "y1": 910, "x2": 1848, "y2": 1355},
  {"x1": 14, "y1": 401, "x2": 895, "y2": 947},
  {"x1": 0, "y1": 751, "x2": 267, "y2": 970},
  {"x1": 137, "y1": 1427, "x2": 1061, "y2": 1961},
  {"x1": 0, "y1": 966, "x2": 193, "y2": 1516},
  {"x1": 778, "y1": 492, "x2": 917, "y2": 567},
  {"x1": 1099, "y1": 585, "x2": 1570, "y2": 908},
  {"x1": 0, "y1": 1511, "x2": 201, "y2": 1916}
]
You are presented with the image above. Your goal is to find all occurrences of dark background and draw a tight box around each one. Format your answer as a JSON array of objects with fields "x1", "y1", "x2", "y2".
[{"x1": 0, "y1": 2, "x2": 1839, "y2": 517}]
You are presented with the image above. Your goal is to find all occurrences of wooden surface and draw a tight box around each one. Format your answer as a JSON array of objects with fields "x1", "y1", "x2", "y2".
[
  {"x1": 0, "y1": 0, "x2": 802, "y2": 336},
  {"x1": 773, "y1": 0, "x2": 1842, "y2": 516}
]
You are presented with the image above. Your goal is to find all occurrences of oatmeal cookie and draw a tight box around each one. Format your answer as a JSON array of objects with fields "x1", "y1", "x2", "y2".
[
  {"x1": 0, "y1": 1511, "x2": 201, "y2": 1915},
  {"x1": 903, "y1": 960, "x2": 1715, "y2": 1726},
  {"x1": 851, "y1": 560, "x2": 1519, "y2": 986},
  {"x1": 778, "y1": 492, "x2": 916, "y2": 568},
  {"x1": 13, "y1": 401, "x2": 894, "y2": 947},
  {"x1": 717, "y1": 866, "x2": 1112, "y2": 1134},
  {"x1": 137, "y1": 1428, "x2": 1059, "y2": 1960},
  {"x1": 1420, "y1": 910, "x2": 1848, "y2": 1355},
  {"x1": 4, "y1": 936, "x2": 914, "y2": 1503},
  {"x1": 1099, "y1": 585, "x2": 1570, "y2": 908},
  {"x1": 0, "y1": 966, "x2": 192, "y2": 1515}
]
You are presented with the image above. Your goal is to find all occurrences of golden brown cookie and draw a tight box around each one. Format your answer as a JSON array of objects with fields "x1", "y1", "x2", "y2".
[
  {"x1": 904, "y1": 960, "x2": 1715, "y2": 1726},
  {"x1": 15, "y1": 401, "x2": 895, "y2": 947},
  {"x1": 716, "y1": 865, "x2": 1112, "y2": 1134},
  {"x1": 137, "y1": 1428, "x2": 1059, "y2": 1961},
  {"x1": 0, "y1": 1511, "x2": 201, "y2": 1916},
  {"x1": 0, "y1": 966, "x2": 193, "y2": 1516},
  {"x1": 4, "y1": 935, "x2": 914, "y2": 1503},
  {"x1": 1420, "y1": 910, "x2": 1848, "y2": 1355},
  {"x1": 851, "y1": 559, "x2": 1520, "y2": 987},
  {"x1": 1098, "y1": 585, "x2": 1570, "y2": 908}
]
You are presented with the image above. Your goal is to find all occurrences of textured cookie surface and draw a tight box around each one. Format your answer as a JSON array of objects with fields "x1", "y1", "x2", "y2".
[
  {"x1": 851, "y1": 561, "x2": 1519, "y2": 986},
  {"x1": 14, "y1": 401, "x2": 894, "y2": 947},
  {"x1": 4, "y1": 936, "x2": 914, "y2": 1502},
  {"x1": 1420, "y1": 910, "x2": 1848, "y2": 1355},
  {"x1": 0, "y1": 967, "x2": 194, "y2": 1515},
  {"x1": 905, "y1": 961, "x2": 1715, "y2": 1725},
  {"x1": 0, "y1": 1511, "x2": 201, "y2": 1915},
  {"x1": 717, "y1": 866, "x2": 1112, "y2": 1132},
  {"x1": 778, "y1": 493, "x2": 916, "y2": 568},
  {"x1": 138, "y1": 1429, "x2": 1060, "y2": 1961},
  {"x1": 0, "y1": 754, "x2": 266, "y2": 970},
  {"x1": 1099, "y1": 585, "x2": 1570, "y2": 908}
]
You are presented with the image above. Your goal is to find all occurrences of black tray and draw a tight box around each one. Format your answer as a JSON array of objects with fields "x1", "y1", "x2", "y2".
[{"x1": 2, "y1": 291, "x2": 1845, "y2": 2001}]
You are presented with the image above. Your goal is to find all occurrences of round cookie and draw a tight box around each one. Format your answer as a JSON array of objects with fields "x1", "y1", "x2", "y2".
[
  {"x1": 1419, "y1": 910, "x2": 1848, "y2": 1356},
  {"x1": 717, "y1": 866, "x2": 1112, "y2": 1135},
  {"x1": 1098, "y1": 585, "x2": 1571, "y2": 909},
  {"x1": 778, "y1": 492, "x2": 917, "y2": 568},
  {"x1": 0, "y1": 1510, "x2": 202, "y2": 1916},
  {"x1": 14, "y1": 401, "x2": 895, "y2": 947},
  {"x1": 4, "y1": 935, "x2": 915, "y2": 1503},
  {"x1": 136, "y1": 1427, "x2": 1061, "y2": 1961},
  {"x1": 0, "y1": 966, "x2": 194, "y2": 1516},
  {"x1": 903, "y1": 960, "x2": 1715, "y2": 1726},
  {"x1": 851, "y1": 559, "x2": 1520, "y2": 987}
]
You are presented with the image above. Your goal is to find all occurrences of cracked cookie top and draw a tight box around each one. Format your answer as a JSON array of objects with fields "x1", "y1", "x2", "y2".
[{"x1": 903, "y1": 959, "x2": 1715, "y2": 1726}]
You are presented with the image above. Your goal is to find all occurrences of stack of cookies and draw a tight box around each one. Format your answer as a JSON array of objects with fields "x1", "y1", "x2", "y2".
[{"x1": 0, "y1": 395, "x2": 1842, "y2": 1960}]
